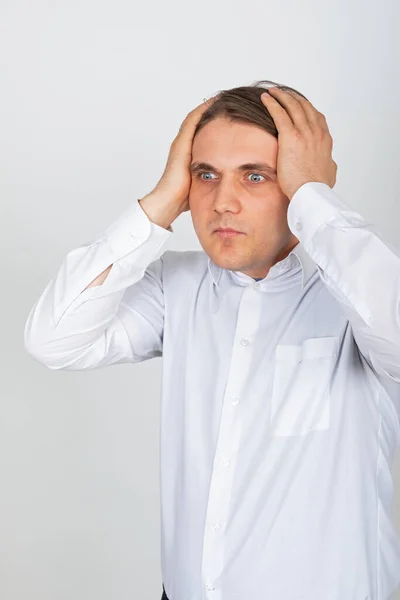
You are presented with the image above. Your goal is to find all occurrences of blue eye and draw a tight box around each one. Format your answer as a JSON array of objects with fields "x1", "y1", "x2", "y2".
[
  {"x1": 248, "y1": 173, "x2": 265, "y2": 183},
  {"x1": 197, "y1": 172, "x2": 266, "y2": 182},
  {"x1": 199, "y1": 172, "x2": 216, "y2": 180}
]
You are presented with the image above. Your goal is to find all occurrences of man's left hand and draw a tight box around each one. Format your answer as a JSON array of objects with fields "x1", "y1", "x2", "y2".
[{"x1": 261, "y1": 88, "x2": 338, "y2": 201}]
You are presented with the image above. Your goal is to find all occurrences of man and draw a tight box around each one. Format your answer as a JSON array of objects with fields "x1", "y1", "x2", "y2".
[{"x1": 24, "y1": 80, "x2": 400, "y2": 600}]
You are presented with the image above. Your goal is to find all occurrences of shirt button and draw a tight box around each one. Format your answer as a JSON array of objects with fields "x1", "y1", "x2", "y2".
[
  {"x1": 231, "y1": 397, "x2": 239, "y2": 405},
  {"x1": 240, "y1": 338, "x2": 250, "y2": 346},
  {"x1": 220, "y1": 458, "x2": 229, "y2": 467},
  {"x1": 206, "y1": 584, "x2": 215, "y2": 591},
  {"x1": 295, "y1": 220, "x2": 302, "y2": 231},
  {"x1": 212, "y1": 522, "x2": 220, "y2": 531},
  {"x1": 253, "y1": 281, "x2": 261, "y2": 291}
]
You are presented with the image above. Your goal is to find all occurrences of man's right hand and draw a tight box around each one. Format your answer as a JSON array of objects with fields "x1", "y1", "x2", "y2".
[
  {"x1": 139, "y1": 95, "x2": 219, "y2": 227},
  {"x1": 86, "y1": 96, "x2": 220, "y2": 289}
]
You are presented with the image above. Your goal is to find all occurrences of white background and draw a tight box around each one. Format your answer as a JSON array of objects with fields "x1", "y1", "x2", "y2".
[{"x1": 1, "y1": 0, "x2": 399, "y2": 598}]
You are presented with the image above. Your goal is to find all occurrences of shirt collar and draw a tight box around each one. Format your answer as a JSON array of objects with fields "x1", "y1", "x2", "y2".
[{"x1": 207, "y1": 242, "x2": 317, "y2": 291}]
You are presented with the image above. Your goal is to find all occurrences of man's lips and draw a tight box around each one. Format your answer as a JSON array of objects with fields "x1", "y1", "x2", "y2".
[
  {"x1": 213, "y1": 228, "x2": 244, "y2": 238},
  {"x1": 215, "y1": 227, "x2": 241, "y2": 233}
]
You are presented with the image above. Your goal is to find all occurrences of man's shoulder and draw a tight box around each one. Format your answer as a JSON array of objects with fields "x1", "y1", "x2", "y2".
[
  {"x1": 161, "y1": 250, "x2": 209, "y2": 293},
  {"x1": 161, "y1": 250, "x2": 209, "y2": 289},
  {"x1": 161, "y1": 249, "x2": 210, "y2": 283}
]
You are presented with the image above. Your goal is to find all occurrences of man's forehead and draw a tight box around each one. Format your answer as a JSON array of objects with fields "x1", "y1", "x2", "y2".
[
  {"x1": 192, "y1": 120, "x2": 277, "y2": 155},
  {"x1": 195, "y1": 118, "x2": 273, "y2": 139}
]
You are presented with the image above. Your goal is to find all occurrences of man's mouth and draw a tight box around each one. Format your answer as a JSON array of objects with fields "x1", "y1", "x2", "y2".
[{"x1": 213, "y1": 227, "x2": 244, "y2": 238}]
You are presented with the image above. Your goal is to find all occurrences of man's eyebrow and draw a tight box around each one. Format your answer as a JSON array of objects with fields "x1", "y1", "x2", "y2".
[{"x1": 189, "y1": 161, "x2": 277, "y2": 177}]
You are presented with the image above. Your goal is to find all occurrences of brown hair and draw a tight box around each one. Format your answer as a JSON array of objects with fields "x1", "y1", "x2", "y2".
[{"x1": 193, "y1": 79, "x2": 309, "y2": 140}]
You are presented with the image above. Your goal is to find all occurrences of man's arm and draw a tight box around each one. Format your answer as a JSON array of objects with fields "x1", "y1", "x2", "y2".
[
  {"x1": 82, "y1": 194, "x2": 175, "y2": 291},
  {"x1": 288, "y1": 181, "x2": 400, "y2": 383},
  {"x1": 24, "y1": 97, "x2": 218, "y2": 370},
  {"x1": 24, "y1": 194, "x2": 177, "y2": 370}
]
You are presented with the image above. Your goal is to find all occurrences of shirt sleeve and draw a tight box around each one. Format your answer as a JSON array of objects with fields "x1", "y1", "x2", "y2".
[
  {"x1": 24, "y1": 198, "x2": 173, "y2": 370},
  {"x1": 287, "y1": 182, "x2": 400, "y2": 384}
]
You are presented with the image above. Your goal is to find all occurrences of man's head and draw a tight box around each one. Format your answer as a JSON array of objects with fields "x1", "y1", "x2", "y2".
[{"x1": 188, "y1": 79, "x2": 308, "y2": 280}]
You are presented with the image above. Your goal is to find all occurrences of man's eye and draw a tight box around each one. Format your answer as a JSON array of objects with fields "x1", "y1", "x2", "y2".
[
  {"x1": 198, "y1": 172, "x2": 216, "y2": 180},
  {"x1": 247, "y1": 173, "x2": 266, "y2": 183},
  {"x1": 197, "y1": 172, "x2": 266, "y2": 182}
]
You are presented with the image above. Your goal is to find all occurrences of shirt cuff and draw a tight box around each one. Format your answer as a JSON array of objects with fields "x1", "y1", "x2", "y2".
[
  {"x1": 287, "y1": 182, "x2": 364, "y2": 245},
  {"x1": 102, "y1": 198, "x2": 173, "y2": 262}
]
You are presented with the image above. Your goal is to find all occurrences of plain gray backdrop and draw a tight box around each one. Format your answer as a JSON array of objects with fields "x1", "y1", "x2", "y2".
[{"x1": 1, "y1": 0, "x2": 399, "y2": 598}]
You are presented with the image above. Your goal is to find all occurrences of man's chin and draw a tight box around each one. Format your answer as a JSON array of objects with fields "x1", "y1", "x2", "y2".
[
  {"x1": 207, "y1": 250, "x2": 245, "y2": 272},
  {"x1": 198, "y1": 236, "x2": 247, "y2": 267}
]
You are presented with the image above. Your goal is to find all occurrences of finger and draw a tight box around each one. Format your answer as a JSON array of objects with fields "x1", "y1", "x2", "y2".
[
  {"x1": 282, "y1": 90, "x2": 322, "y2": 128},
  {"x1": 264, "y1": 89, "x2": 333, "y2": 140},
  {"x1": 275, "y1": 89, "x2": 331, "y2": 135},
  {"x1": 178, "y1": 94, "x2": 219, "y2": 134},
  {"x1": 260, "y1": 91, "x2": 295, "y2": 133},
  {"x1": 266, "y1": 88, "x2": 311, "y2": 133},
  {"x1": 288, "y1": 92, "x2": 331, "y2": 133},
  {"x1": 191, "y1": 94, "x2": 219, "y2": 115},
  {"x1": 173, "y1": 95, "x2": 219, "y2": 157},
  {"x1": 315, "y1": 111, "x2": 331, "y2": 134}
]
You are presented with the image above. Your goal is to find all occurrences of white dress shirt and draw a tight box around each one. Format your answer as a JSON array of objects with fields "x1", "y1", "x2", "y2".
[{"x1": 24, "y1": 182, "x2": 400, "y2": 600}]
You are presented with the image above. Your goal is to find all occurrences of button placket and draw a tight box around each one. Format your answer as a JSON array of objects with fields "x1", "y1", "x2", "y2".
[{"x1": 201, "y1": 287, "x2": 261, "y2": 598}]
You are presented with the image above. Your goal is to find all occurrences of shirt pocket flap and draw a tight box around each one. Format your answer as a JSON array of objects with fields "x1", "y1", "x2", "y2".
[
  {"x1": 302, "y1": 335, "x2": 340, "y2": 360},
  {"x1": 275, "y1": 336, "x2": 339, "y2": 362}
]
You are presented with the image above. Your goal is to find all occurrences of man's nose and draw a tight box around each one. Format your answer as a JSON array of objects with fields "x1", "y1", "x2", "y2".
[{"x1": 211, "y1": 179, "x2": 241, "y2": 213}]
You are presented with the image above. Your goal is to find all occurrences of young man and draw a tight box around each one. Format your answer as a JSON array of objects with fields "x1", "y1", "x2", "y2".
[{"x1": 24, "y1": 80, "x2": 400, "y2": 600}]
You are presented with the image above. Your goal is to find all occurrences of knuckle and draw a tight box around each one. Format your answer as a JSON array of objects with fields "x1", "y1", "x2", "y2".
[
  {"x1": 293, "y1": 128, "x2": 303, "y2": 140},
  {"x1": 321, "y1": 129, "x2": 329, "y2": 142},
  {"x1": 319, "y1": 128, "x2": 331, "y2": 142}
]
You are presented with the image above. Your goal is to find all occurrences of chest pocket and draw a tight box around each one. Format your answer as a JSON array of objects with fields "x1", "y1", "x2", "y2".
[{"x1": 270, "y1": 336, "x2": 340, "y2": 437}]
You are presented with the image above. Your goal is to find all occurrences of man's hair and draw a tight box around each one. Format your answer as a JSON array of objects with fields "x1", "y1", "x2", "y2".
[{"x1": 193, "y1": 79, "x2": 309, "y2": 140}]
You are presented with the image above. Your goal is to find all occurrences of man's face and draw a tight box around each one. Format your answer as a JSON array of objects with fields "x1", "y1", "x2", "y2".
[{"x1": 188, "y1": 117, "x2": 299, "y2": 280}]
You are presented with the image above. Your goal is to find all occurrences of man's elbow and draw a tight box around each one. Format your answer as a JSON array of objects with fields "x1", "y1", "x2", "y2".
[{"x1": 24, "y1": 338, "x2": 72, "y2": 370}]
